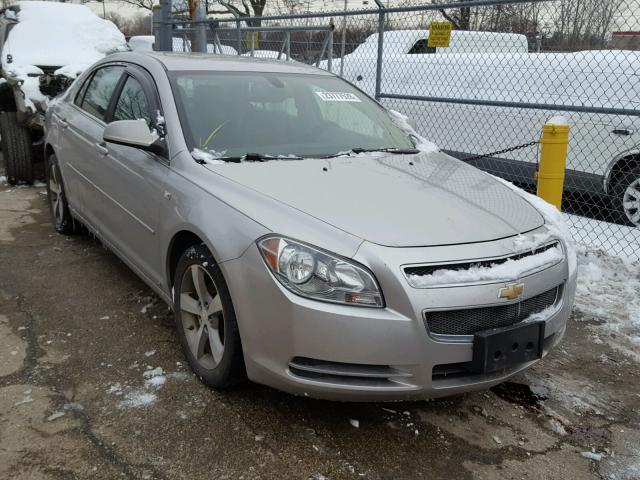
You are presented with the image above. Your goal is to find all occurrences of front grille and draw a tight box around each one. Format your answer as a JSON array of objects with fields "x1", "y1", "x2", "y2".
[
  {"x1": 405, "y1": 242, "x2": 559, "y2": 280},
  {"x1": 424, "y1": 286, "x2": 560, "y2": 336}
]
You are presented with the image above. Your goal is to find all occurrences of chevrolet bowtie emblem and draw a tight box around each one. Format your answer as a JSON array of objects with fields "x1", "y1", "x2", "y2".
[{"x1": 498, "y1": 283, "x2": 524, "y2": 300}]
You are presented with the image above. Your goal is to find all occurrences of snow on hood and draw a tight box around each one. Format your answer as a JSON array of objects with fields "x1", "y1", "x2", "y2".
[{"x1": 2, "y1": 2, "x2": 127, "y2": 73}]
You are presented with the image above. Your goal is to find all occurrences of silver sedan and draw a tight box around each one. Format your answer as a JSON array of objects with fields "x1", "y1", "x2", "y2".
[{"x1": 44, "y1": 52, "x2": 576, "y2": 401}]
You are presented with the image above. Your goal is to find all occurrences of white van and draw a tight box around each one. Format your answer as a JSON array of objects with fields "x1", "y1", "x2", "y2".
[
  {"x1": 339, "y1": 49, "x2": 640, "y2": 226},
  {"x1": 323, "y1": 29, "x2": 528, "y2": 75}
]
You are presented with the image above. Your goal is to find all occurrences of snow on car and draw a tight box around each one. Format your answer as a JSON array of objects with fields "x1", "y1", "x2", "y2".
[{"x1": 0, "y1": 1, "x2": 127, "y2": 184}]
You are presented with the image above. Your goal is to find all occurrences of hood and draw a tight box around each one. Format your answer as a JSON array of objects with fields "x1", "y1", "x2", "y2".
[{"x1": 204, "y1": 151, "x2": 544, "y2": 247}]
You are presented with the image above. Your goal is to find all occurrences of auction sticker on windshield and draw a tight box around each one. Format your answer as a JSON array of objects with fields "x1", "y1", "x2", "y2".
[{"x1": 315, "y1": 92, "x2": 362, "y2": 102}]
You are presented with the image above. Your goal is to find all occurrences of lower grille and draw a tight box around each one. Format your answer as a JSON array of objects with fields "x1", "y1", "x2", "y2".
[
  {"x1": 288, "y1": 357, "x2": 411, "y2": 387},
  {"x1": 424, "y1": 286, "x2": 560, "y2": 336}
]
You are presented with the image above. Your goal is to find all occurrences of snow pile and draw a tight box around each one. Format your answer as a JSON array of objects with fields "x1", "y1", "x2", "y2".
[
  {"x1": 388, "y1": 109, "x2": 439, "y2": 153},
  {"x1": 2, "y1": 2, "x2": 127, "y2": 71},
  {"x1": 574, "y1": 247, "x2": 640, "y2": 361},
  {"x1": 407, "y1": 245, "x2": 563, "y2": 287},
  {"x1": 4, "y1": 64, "x2": 47, "y2": 111}
]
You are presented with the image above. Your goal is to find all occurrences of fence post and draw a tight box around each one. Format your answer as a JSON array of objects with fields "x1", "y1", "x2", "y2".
[
  {"x1": 236, "y1": 20, "x2": 242, "y2": 55},
  {"x1": 327, "y1": 23, "x2": 333, "y2": 72},
  {"x1": 339, "y1": 0, "x2": 347, "y2": 77},
  {"x1": 155, "y1": 0, "x2": 172, "y2": 52},
  {"x1": 194, "y1": 0, "x2": 207, "y2": 53},
  {"x1": 536, "y1": 117, "x2": 570, "y2": 209},
  {"x1": 374, "y1": 0, "x2": 385, "y2": 100}
]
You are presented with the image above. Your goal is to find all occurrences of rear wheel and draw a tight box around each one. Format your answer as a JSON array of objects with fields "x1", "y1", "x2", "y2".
[
  {"x1": 0, "y1": 112, "x2": 34, "y2": 185},
  {"x1": 612, "y1": 167, "x2": 640, "y2": 227},
  {"x1": 46, "y1": 154, "x2": 77, "y2": 235},
  {"x1": 173, "y1": 244, "x2": 246, "y2": 388}
]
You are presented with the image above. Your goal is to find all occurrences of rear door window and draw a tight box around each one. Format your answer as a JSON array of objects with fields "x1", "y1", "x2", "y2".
[{"x1": 80, "y1": 66, "x2": 125, "y2": 121}]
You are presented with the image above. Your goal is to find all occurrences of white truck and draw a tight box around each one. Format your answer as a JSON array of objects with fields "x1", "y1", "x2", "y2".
[{"x1": 0, "y1": 1, "x2": 128, "y2": 184}]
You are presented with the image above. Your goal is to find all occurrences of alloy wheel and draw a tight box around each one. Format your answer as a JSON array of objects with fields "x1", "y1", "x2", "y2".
[
  {"x1": 179, "y1": 264, "x2": 225, "y2": 369},
  {"x1": 623, "y1": 177, "x2": 640, "y2": 226},
  {"x1": 49, "y1": 163, "x2": 64, "y2": 226}
]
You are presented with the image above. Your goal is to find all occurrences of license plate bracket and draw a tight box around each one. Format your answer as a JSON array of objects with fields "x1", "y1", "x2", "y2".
[{"x1": 471, "y1": 321, "x2": 545, "y2": 374}]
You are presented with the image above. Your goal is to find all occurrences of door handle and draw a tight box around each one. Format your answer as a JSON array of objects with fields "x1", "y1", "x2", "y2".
[
  {"x1": 95, "y1": 142, "x2": 109, "y2": 156},
  {"x1": 58, "y1": 117, "x2": 69, "y2": 129},
  {"x1": 612, "y1": 128, "x2": 634, "y2": 136}
]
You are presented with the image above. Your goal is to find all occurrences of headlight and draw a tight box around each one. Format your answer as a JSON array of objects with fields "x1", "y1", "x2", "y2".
[{"x1": 257, "y1": 236, "x2": 384, "y2": 307}]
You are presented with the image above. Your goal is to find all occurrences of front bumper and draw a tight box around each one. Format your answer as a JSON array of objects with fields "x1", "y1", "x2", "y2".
[{"x1": 222, "y1": 229, "x2": 575, "y2": 401}]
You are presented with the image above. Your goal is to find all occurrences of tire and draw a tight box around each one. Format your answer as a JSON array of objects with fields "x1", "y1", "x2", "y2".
[
  {"x1": 173, "y1": 243, "x2": 246, "y2": 388},
  {"x1": 612, "y1": 167, "x2": 640, "y2": 227},
  {"x1": 46, "y1": 154, "x2": 77, "y2": 235},
  {"x1": 0, "y1": 112, "x2": 34, "y2": 185}
]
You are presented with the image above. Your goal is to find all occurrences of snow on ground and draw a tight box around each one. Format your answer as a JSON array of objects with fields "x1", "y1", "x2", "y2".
[
  {"x1": 104, "y1": 363, "x2": 190, "y2": 409},
  {"x1": 573, "y1": 245, "x2": 640, "y2": 362},
  {"x1": 564, "y1": 213, "x2": 639, "y2": 262}
]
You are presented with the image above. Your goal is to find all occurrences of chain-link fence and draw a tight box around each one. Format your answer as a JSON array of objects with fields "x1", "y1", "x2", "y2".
[{"x1": 155, "y1": 0, "x2": 640, "y2": 261}]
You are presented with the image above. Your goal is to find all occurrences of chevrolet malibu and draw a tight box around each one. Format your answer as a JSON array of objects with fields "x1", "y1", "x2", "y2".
[{"x1": 44, "y1": 52, "x2": 577, "y2": 401}]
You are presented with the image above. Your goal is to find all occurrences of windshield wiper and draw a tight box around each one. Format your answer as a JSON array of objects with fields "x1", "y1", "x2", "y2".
[
  {"x1": 218, "y1": 152, "x2": 304, "y2": 163},
  {"x1": 323, "y1": 147, "x2": 420, "y2": 158}
]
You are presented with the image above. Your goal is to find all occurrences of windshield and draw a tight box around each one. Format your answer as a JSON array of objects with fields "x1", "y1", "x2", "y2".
[{"x1": 170, "y1": 71, "x2": 414, "y2": 158}]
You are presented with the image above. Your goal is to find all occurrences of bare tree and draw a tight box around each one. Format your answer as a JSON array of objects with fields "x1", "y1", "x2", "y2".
[
  {"x1": 105, "y1": 11, "x2": 130, "y2": 32},
  {"x1": 113, "y1": 0, "x2": 156, "y2": 10},
  {"x1": 434, "y1": 1, "x2": 471, "y2": 30},
  {"x1": 214, "y1": 0, "x2": 267, "y2": 26}
]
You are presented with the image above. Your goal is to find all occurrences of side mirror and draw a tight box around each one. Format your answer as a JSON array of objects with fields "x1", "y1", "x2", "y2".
[{"x1": 103, "y1": 119, "x2": 164, "y2": 155}]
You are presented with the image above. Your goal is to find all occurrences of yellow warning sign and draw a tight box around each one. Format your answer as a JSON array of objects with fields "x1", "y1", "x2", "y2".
[{"x1": 428, "y1": 22, "x2": 452, "y2": 48}]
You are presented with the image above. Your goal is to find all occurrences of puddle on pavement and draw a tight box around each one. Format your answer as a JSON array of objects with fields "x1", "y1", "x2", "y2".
[{"x1": 491, "y1": 382, "x2": 548, "y2": 413}]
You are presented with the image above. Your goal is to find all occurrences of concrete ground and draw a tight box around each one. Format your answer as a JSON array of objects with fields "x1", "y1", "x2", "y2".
[{"x1": 1, "y1": 181, "x2": 639, "y2": 480}]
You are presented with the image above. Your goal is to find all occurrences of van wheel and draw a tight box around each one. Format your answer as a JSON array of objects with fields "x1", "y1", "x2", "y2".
[
  {"x1": 613, "y1": 167, "x2": 640, "y2": 227},
  {"x1": 173, "y1": 244, "x2": 246, "y2": 388},
  {"x1": 0, "y1": 112, "x2": 34, "y2": 185}
]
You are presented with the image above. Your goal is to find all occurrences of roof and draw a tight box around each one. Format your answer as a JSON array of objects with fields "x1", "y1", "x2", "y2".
[{"x1": 115, "y1": 51, "x2": 331, "y2": 75}]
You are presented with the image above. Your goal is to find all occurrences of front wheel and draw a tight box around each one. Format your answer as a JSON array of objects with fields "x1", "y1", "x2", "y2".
[
  {"x1": 173, "y1": 244, "x2": 246, "y2": 388},
  {"x1": 613, "y1": 167, "x2": 640, "y2": 227}
]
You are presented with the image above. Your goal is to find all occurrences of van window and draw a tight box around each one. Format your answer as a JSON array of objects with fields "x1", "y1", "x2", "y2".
[{"x1": 408, "y1": 39, "x2": 436, "y2": 54}]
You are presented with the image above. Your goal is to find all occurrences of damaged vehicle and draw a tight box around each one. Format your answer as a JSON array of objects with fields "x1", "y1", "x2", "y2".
[
  {"x1": 0, "y1": 1, "x2": 127, "y2": 184},
  {"x1": 44, "y1": 52, "x2": 577, "y2": 401}
]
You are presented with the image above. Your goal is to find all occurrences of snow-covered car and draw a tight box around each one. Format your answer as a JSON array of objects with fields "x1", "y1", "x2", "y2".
[
  {"x1": 44, "y1": 52, "x2": 576, "y2": 401},
  {"x1": 326, "y1": 49, "x2": 640, "y2": 227},
  {"x1": 0, "y1": 1, "x2": 127, "y2": 184}
]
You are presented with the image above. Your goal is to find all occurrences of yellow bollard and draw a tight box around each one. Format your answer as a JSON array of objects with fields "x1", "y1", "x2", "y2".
[{"x1": 536, "y1": 117, "x2": 570, "y2": 210}]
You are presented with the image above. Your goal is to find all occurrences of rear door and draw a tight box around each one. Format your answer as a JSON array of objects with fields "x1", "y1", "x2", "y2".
[{"x1": 58, "y1": 65, "x2": 126, "y2": 222}]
